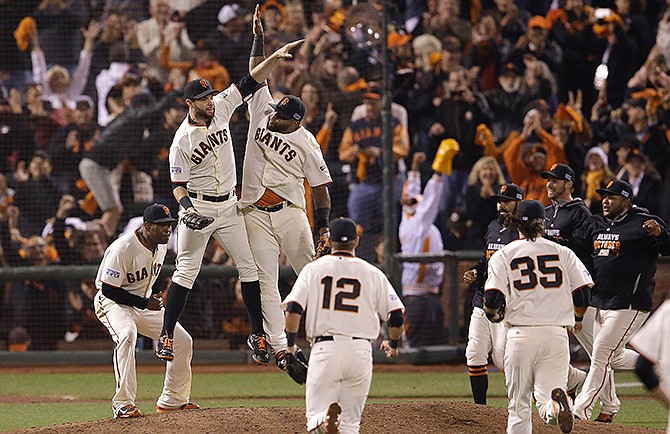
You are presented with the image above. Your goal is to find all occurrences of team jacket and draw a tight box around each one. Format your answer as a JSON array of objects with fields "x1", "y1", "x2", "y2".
[
  {"x1": 470, "y1": 218, "x2": 518, "y2": 308},
  {"x1": 399, "y1": 171, "x2": 444, "y2": 296},
  {"x1": 544, "y1": 198, "x2": 591, "y2": 254},
  {"x1": 574, "y1": 207, "x2": 670, "y2": 310}
]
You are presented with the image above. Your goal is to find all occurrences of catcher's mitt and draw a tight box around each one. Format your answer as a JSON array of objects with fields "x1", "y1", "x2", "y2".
[
  {"x1": 181, "y1": 209, "x2": 214, "y2": 230},
  {"x1": 485, "y1": 300, "x2": 506, "y2": 323},
  {"x1": 285, "y1": 350, "x2": 308, "y2": 385},
  {"x1": 313, "y1": 232, "x2": 331, "y2": 259}
]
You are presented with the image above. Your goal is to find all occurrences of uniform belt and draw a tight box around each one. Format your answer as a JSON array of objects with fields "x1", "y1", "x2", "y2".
[
  {"x1": 314, "y1": 335, "x2": 368, "y2": 343},
  {"x1": 251, "y1": 200, "x2": 291, "y2": 212},
  {"x1": 189, "y1": 191, "x2": 234, "y2": 202}
]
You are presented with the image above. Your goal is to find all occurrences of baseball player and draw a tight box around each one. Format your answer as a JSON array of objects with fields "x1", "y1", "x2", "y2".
[
  {"x1": 156, "y1": 37, "x2": 305, "y2": 366},
  {"x1": 282, "y1": 217, "x2": 405, "y2": 434},
  {"x1": 241, "y1": 8, "x2": 332, "y2": 370},
  {"x1": 630, "y1": 298, "x2": 670, "y2": 433},
  {"x1": 572, "y1": 179, "x2": 670, "y2": 421},
  {"x1": 484, "y1": 200, "x2": 593, "y2": 434},
  {"x1": 463, "y1": 183, "x2": 523, "y2": 405},
  {"x1": 94, "y1": 204, "x2": 198, "y2": 418},
  {"x1": 541, "y1": 162, "x2": 620, "y2": 418},
  {"x1": 399, "y1": 152, "x2": 444, "y2": 348}
]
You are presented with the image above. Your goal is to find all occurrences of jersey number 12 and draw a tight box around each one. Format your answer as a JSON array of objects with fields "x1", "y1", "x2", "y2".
[{"x1": 321, "y1": 276, "x2": 360, "y2": 312}]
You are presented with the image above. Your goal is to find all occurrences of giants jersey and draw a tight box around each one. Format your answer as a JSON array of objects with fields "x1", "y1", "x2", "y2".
[
  {"x1": 169, "y1": 84, "x2": 243, "y2": 195},
  {"x1": 399, "y1": 172, "x2": 444, "y2": 295},
  {"x1": 95, "y1": 230, "x2": 167, "y2": 298},
  {"x1": 485, "y1": 237, "x2": 593, "y2": 327},
  {"x1": 282, "y1": 254, "x2": 405, "y2": 341},
  {"x1": 241, "y1": 85, "x2": 331, "y2": 209}
]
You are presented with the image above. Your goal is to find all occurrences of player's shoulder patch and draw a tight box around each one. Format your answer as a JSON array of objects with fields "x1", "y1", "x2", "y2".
[
  {"x1": 105, "y1": 268, "x2": 121, "y2": 279},
  {"x1": 319, "y1": 161, "x2": 329, "y2": 173},
  {"x1": 171, "y1": 165, "x2": 183, "y2": 174}
]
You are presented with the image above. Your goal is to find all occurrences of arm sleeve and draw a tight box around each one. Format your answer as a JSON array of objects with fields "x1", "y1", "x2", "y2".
[
  {"x1": 376, "y1": 271, "x2": 405, "y2": 318},
  {"x1": 412, "y1": 174, "x2": 444, "y2": 228},
  {"x1": 303, "y1": 138, "x2": 333, "y2": 187},
  {"x1": 501, "y1": 134, "x2": 528, "y2": 185},
  {"x1": 212, "y1": 83, "x2": 244, "y2": 120},
  {"x1": 338, "y1": 127, "x2": 357, "y2": 163},
  {"x1": 31, "y1": 50, "x2": 48, "y2": 89},
  {"x1": 484, "y1": 251, "x2": 509, "y2": 296},
  {"x1": 102, "y1": 282, "x2": 149, "y2": 309},
  {"x1": 562, "y1": 246, "x2": 595, "y2": 290},
  {"x1": 169, "y1": 143, "x2": 191, "y2": 184},
  {"x1": 281, "y1": 265, "x2": 311, "y2": 311},
  {"x1": 67, "y1": 50, "x2": 93, "y2": 102}
]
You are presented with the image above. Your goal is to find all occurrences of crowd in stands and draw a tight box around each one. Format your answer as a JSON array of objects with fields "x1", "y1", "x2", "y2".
[{"x1": 1, "y1": 0, "x2": 670, "y2": 347}]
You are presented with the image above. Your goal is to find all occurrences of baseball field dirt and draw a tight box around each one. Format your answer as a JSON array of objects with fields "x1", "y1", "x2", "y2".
[{"x1": 10, "y1": 401, "x2": 663, "y2": 433}]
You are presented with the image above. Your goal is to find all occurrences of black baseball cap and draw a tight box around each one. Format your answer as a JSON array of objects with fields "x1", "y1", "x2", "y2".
[
  {"x1": 270, "y1": 95, "x2": 306, "y2": 121},
  {"x1": 329, "y1": 217, "x2": 357, "y2": 242},
  {"x1": 144, "y1": 203, "x2": 178, "y2": 224},
  {"x1": 184, "y1": 78, "x2": 218, "y2": 100},
  {"x1": 518, "y1": 200, "x2": 546, "y2": 221},
  {"x1": 596, "y1": 179, "x2": 633, "y2": 199},
  {"x1": 491, "y1": 183, "x2": 524, "y2": 201},
  {"x1": 540, "y1": 163, "x2": 575, "y2": 182}
]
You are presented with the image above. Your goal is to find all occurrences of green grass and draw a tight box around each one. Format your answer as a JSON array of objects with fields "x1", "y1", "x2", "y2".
[{"x1": 0, "y1": 370, "x2": 667, "y2": 432}]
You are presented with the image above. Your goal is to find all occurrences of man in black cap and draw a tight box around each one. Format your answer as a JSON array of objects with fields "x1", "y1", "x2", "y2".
[
  {"x1": 93, "y1": 204, "x2": 199, "y2": 419},
  {"x1": 237, "y1": 6, "x2": 333, "y2": 373},
  {"x1": 572, "y1": 180, "x2": 670, "y2": 421},
  {"x1": 282, "y1": 217, "x2": 405, "y2": 434},
  {"x1": 484, "y1": 199, "x2": 593, "y2": 434},
  {"x1": 463, "y1": 183, "x2": 523, "y2": 404}
]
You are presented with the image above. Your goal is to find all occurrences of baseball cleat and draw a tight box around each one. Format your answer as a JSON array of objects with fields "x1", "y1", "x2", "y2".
[
  {"x1": 275, "y1": 349, "x2": 287, "y2": 371},
  {"x1": 155, "y1": 333, "x2": 174, "y2": 361},
  {"x1": 594, "y1": 412, "x2": 614, "y2": 423},
  {"x1": 324, "y1": 402, "x2": 341, "y2": 434},
  {"x1": 552, "y1": 388, "x2": 574, "y2": 433},
  {"x1": 156, "y1": 402, "x2": 200, "y2": 413},
  {"x1": 114, "y1": 404, "x2": 142, "y2": 419},
  {"x1": 247, "y1": 333, "x2": 271, "y2": 365}
]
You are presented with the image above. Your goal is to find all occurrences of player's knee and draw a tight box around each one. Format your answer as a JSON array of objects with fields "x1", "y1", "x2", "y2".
[
  {"x1": 116, "y1": 327, "x2": 138, "y2": 346},
  {"x1": 238, "y1": 268, "x2": 259, "y2": 282},
  {"x1": 175, "y1": 328, "x2": 193, "y2": 349},
  {"x1": 171, "y1": 274, "x2": 195, "y2": 290}
]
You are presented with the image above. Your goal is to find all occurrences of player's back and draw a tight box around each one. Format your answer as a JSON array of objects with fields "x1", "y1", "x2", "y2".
[
  {"x1": 487, "y1": 237, "x2": 588, "y2": 327},
  {"x1": 297, "y1": 255, "x2": 398, "y2": 341}
]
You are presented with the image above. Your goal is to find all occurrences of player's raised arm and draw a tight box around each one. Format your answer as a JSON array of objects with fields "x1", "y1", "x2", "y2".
[
  {"x1": 249, "y1": 39, "x2": 304, "y2": 84},
  {"x1": 249, "y1": 4, "x2": 265, "y2": 71}
]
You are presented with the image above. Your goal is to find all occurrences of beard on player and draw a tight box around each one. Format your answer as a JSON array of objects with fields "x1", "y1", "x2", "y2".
[{"x1": 268, "y1": 113, "x2": 298, "y2": 133}]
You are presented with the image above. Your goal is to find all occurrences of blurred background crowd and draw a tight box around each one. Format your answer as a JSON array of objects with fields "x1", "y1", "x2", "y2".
[{"x1": 1, "y1": 0, "x2": 670, "y2": 350}]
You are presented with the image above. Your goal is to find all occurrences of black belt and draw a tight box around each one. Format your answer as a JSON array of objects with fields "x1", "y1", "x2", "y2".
[
  {"x1": 252, "y1": 200, "x2": 291, "y2": 212},
  {"x1": 189, "y1": 191, "x2": 233, "y2": 202},
  {"x1": 314, "y1": 336, "x2": 368, "y2": 343}
]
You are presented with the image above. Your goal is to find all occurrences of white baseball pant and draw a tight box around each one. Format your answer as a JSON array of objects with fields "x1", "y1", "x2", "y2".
[
  {"x1": 243, "y1": 205, "x2": 314, "y2": 352},
  {"x1": 465, "y1": 306, "x2": 507, "y2": 370},
  {"x1": 94, "y1": 292, "x2": 193, "y2": 413},
  {"x1": 172, "y1": 196, "x2": 259, "y2": 289},
  {"x1": 505, "y1": 326, "x2": 569, "y2": 434},
  {"x1": 306, "y1": 337, "x2": 372, "y2": 434},
  {"x1": 573, "y1": 308, "x2": 647, "y2": 420}
]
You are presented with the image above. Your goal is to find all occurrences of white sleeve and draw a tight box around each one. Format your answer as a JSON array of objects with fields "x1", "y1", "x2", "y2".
[
  {"x1": 31, "y1": 50, "x2": 48, "y2": 89},
  {"x1": 485, "y1": 250, "x2": 509, "y2": 297},
  {"x1": 629, "y1": 301, "x2": 670, "y2": 364},
  {"x1": 303, "y1": 136, "x2": 332, "y2": 187},
  {"x1": 68, "y1": 50, "x2": 92, "y2": 102},
  {"x1": 282, "y1": 264, "x2": 311, "y2": 311},
  {"x1": 376, "y1": 270, "x2": 405, "y2": 318},
  {"x1": 169, "y1": 142, "x2": 191, "y2": 184},
  {"x1": 411, "y1": 174, "x2": 443, "y2": 229},
  {"x1": 561, "y1": 246, "x2": 594, "y2": 290},
  {"x1": 98, "y1": 248, "x2": 126, "y2": 288},
  {"x1": 248, "y1": 84, "x2": 273, "y2": 119},
  {"x1": 213, "y1": 83, "x2": 244, "y2": 119}
]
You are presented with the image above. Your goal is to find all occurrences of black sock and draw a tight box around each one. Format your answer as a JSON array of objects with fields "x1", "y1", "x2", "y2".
[
  {"x1": 241, "y1": 280, "x2": 264, "y2": 334},
  {"x1": 468, "y1": 365, "x2": 488, "y2": 405},
  {"x1": 162, "y1": 282, "x2": 190, "y2": 338}
]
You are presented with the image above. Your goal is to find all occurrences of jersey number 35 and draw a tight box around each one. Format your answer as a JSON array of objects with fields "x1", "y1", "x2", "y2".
[{"x1": 510, "y1": 254, "x2": 564, "y2": 291}]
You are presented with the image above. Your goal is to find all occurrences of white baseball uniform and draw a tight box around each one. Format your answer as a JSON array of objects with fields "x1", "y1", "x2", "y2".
[
  {"x1": 169, "y1": 84, "x2": 259, "y2": 289},
  {"x1": 629, "y1": 299, "x2": 670, "y2": 434},
  {"x1": 242, "y1": 85, "x2": 332, "y2": 352},
  {"x1": 282, "y1": 253, "x2": 405, "y2": 434},
  {"x1": 94, "y1": 230, "x2": 193, "y2": 414},
  {"x1": 485, "y1": 237, "x2": 593, "y2": 433}
]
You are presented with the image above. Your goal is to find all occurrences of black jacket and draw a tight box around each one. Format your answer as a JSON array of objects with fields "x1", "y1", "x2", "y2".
[
  {"x1": 470, "y1": 218, "x2": 518, "y2": 308},
  {"x1": 574, "y1": 207, "x2": 670, "y2": 310},
  {"x1": 544, "y1": 198, "x2": 592, "y2": 257}
]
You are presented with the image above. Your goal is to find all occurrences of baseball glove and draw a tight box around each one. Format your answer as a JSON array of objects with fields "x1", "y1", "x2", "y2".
[
  {"x1": 181, "y1": 209, "x2": 214, "y2": 230},
  {"x1": 485, "y1": 300, "x2": 506, "y2": 323},
  {"x1": 313, "y1": 232, "x2": 331, "y2": 259},
  {"x1": 285, "y1": 350, "x2": 308, "y2": 385}
]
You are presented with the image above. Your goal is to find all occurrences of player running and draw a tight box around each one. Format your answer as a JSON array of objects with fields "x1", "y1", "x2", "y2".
[
  {"x1": 282, "y1": 217, "x2": 405, "y2": 434},
  {"x1": 484, "y1": 200, "x2": 593, "y2": 434}
]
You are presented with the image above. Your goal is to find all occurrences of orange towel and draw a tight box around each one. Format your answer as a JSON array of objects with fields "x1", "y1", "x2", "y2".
[{"x1": 14, "y1": 16, "x2": 36, "y2": 52}]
